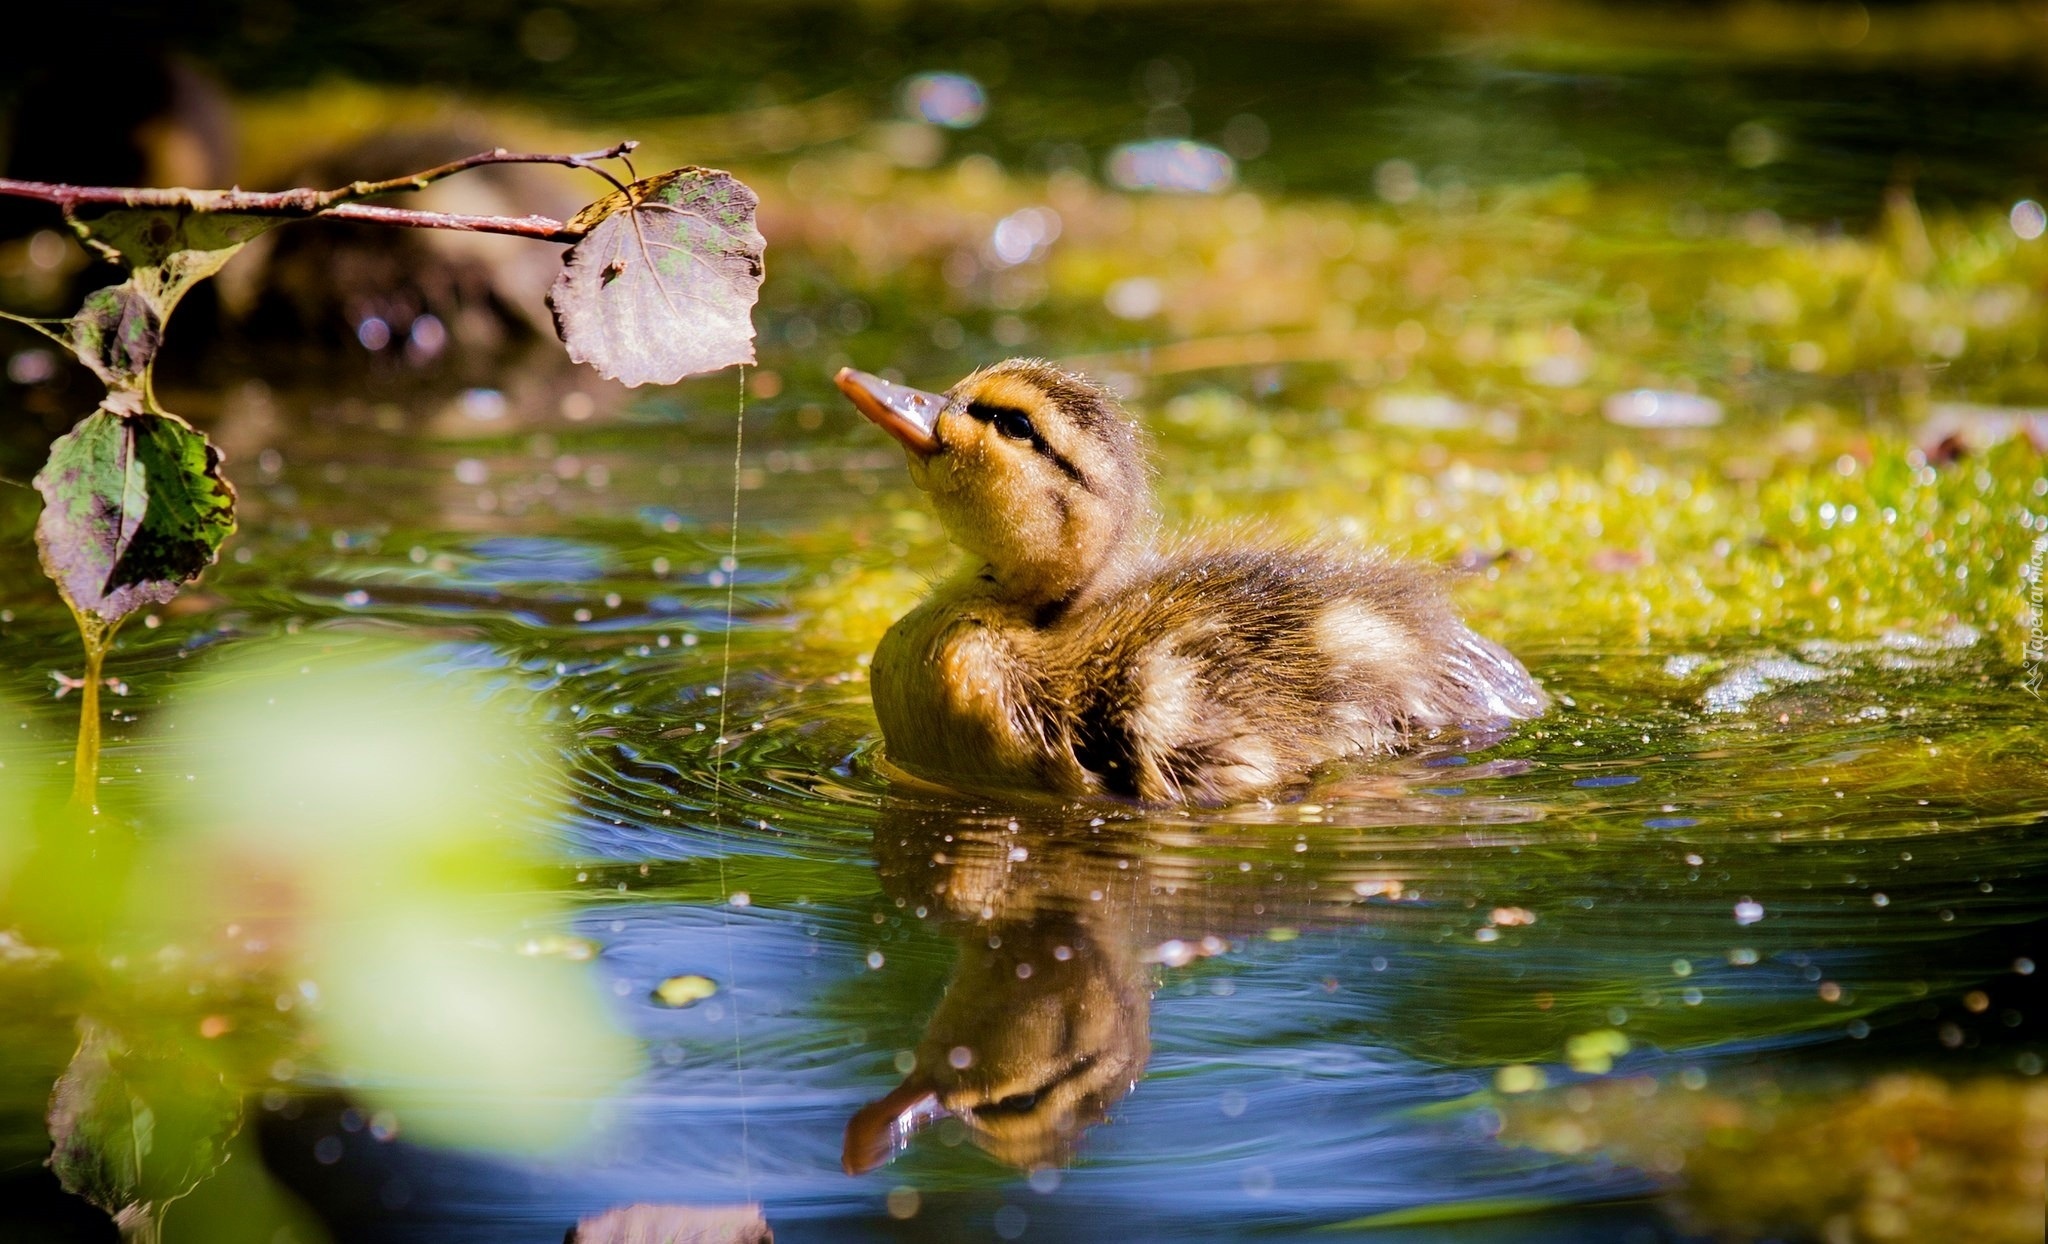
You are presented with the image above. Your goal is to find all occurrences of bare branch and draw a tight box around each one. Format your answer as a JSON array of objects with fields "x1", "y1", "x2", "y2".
[
  {"x1": 319, "y1": 141, "x2": 640, "y2": 206},
  {"x1": 0, "y1": 308, "x2": 75, "y2": 349},
  {"x1": 0, "y1": 141, "x2": 642, "y2": 241},
  {"x1": 321, "y1": 202, "x2": 578, "y2": 241}
]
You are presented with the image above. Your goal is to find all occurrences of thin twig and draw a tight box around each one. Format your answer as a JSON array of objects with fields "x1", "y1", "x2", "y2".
[
  {"x1": 0, "y1": 140, "x2": 643, "y2": 241},
  {"x1": 561, "y1": 150, "x2": 635, "y2": 199},
  {"x1": 0, "y1": 308, "x2": 74, "y2": 349},
  {"x1": 321, "y1": 203, "x2": 578, "y2": 241},
  {"x1": 324, "y1": 141, "x2": 638, "y2": 206}
]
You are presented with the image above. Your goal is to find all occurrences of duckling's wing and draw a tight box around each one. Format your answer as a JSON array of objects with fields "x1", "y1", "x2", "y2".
[
  {"x1": 1053, "y1": 545, "x2": 1541, "y2": 804},
  {"x1": 1048, "y1": 548, "x2": 1362, "y2": 802}
]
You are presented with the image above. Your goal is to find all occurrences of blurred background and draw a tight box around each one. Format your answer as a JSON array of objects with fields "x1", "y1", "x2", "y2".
[{"x1": 1, "y1": 3, "x2": 2045, "y2": 1243}]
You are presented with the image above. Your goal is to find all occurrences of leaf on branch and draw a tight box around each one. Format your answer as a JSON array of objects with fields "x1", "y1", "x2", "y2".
[
  {"x1": 72, "y1": 206, "x2": 281, "y2": 304},
  {"x1": 57, "y1": 209, "x2": 282, "y2": 400},
  {"x1": 68, "y1": 283, "x2": 161, "y2": 405},
  {"x1": 547, "y1": 168, "x2": 764, "y2": 387},
  {"x1": 33, "y1": 408, "x2": 237, "y2": 624},
  {"x1": 47, "y1": 1017, "x2": 242, "y2": 1224}
]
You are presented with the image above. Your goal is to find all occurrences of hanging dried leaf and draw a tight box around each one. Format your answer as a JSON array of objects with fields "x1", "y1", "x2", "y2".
[
  {"x1": 33, "y1": 408, "x2": 237, "y2": 624},
  {"x1": 548, "y1": 168, "x2": 764, "y2": 387},
  {"x1": 68, "y1": 284, "x2": 161, "y2": 406}
]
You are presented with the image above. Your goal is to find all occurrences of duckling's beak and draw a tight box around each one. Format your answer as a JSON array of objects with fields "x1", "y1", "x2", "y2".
[
  {"x1": 843, "y1": 1076, "x2": 948, "y2": 1175},
  {"x1": 835, "y1": 367, "x2": 945, "y2": 456}
]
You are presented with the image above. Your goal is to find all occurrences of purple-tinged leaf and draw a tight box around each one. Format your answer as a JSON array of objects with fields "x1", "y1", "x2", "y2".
[
  {"x1": 548, "y1": 168, "x2": 764, "y2": 387},
  {"x1": 67, "y1": 284, "x2": 160, "y2": 406},
  {"x1": 33, "y1": 409, "x2": 237, "y2": 623}
]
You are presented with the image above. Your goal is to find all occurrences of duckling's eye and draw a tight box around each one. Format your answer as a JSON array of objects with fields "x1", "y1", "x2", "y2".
[
  {"x1": 993, "y1": 408, "x2": 1035, "y2": 441},
  {"x1": 974, "y1": 1088, "x2": 1044, "y2": 1116},
  {"x1": 966, "y1": 399, "x2": 1090, "y2": 488}
]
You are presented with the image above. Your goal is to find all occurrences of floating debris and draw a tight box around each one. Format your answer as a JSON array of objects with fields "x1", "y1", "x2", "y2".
[
  {"x1": 1106, "y1": 140, "x2": 1235, "y2": 194},
  {"x1": 900, "y1": 72, "x2": 986, "y2": 129},
  {"x1": 1373, "y1": 392, "x2": 1476, "y2": 430},
  {"x1": 1104, "y1": 277, "x2": 1165, "y2": 320},
  {"x1": 1145, "y1": 935, "x2": 1229, "y2": 966},
  {"x1": 567, "y1": 1203, "x2": 771, "y2": 1244},
  {"x1": 1919, "y1": 401, "x2": 2048, "y2": 462},
  {"x1": 1664, "y1": 654, "x2": 1718, "y2": 679},
  {"x1": 653, "y1": 975, "x2": 718, "y2": 1008},
  {"x1": 1565, "y1": 1029, "x2": 1631, "y2": 1075},
  {"x1": 0, "y1": 931, "x2": 58, "y2": 966},
  {"x1": 1603, "y1": 389, "x2": 1724, "y2": 429},
  {"x1": 1701, "y1": 654, "x2": 1834, "y2": 713},
  {"x1": 1495, "y1": 1064, "x2": 1547, "y2": 1094},
  {"x1": 518, "y1": 934, "x2": 597, "y2": 962},
  {"x1": 989, "y1": 207, "x2": 1061, "y2": 267}
]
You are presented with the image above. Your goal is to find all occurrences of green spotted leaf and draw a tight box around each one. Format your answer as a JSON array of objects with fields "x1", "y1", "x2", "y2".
[
  {"x1": 58, "y1": 208, "x2": 281, "y2": 407},
  {"x1": 33, "y1": 408, "x2": 237, "y2": 623},
  {"x1": 67, "y1": 284, "x2": 161, "y2": 405},
  {"x1": 547, "y1": 168, "x2": 764, "y2": 387},
  {"x1": 71, "y1": 206, "x2": 281, "y2": 311}
]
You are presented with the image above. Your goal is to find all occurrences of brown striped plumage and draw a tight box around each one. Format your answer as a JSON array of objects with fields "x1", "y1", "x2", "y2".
[{"x1": 846, "y1": 359, "x2": 1545, "y2": 805}]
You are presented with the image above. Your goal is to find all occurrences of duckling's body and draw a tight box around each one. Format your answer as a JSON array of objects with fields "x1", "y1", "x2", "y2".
[{"x1": 839, "y1": 360, "x2": 1543, "y2": 805}]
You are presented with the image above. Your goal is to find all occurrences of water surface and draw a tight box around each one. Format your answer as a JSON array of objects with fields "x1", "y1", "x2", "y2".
[{"x1": 2, "y1": 7, "x2": 2046, "y2": 1241}]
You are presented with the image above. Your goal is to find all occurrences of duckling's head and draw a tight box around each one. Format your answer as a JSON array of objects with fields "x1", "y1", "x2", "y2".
[{"x1": 837, "y1": 359, "x2": 1153, "y2": 610}]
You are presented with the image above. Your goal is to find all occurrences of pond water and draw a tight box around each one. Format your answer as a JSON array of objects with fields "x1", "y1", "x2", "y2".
[{"x1": 3, "y1": 6, "x2": 2048, "y2": 1242}]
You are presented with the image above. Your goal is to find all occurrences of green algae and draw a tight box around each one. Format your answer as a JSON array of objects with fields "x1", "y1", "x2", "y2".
[{"x1": 1497, "y1": 1072, "x2": 2048, "y2": 1243}]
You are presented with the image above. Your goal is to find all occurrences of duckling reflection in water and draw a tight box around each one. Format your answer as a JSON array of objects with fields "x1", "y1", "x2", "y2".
[
  {"x1": 844, "y1": 807, "x2": 1157, "y2": 1175},
  {"x1": 835, "y1": 360, "x2": 1544, "y2": 805},
  {"x1": 842, "y1": 801, "x2": 1462, "y2": 1175},
  {"x1": 844, "y1": 904, "x2": 1149, "y2": 1174}
]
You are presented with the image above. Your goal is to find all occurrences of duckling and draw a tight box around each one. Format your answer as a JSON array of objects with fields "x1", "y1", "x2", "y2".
[{"x1": 834, "y1": 360, "x2": 1544, "y2": 805}]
